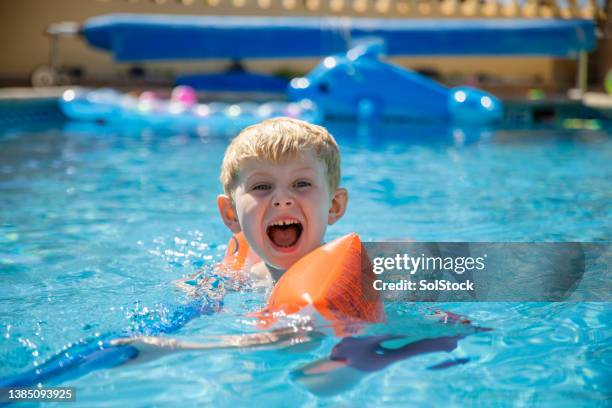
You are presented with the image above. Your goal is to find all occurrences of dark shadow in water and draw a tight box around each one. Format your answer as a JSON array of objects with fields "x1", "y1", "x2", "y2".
[{"x1": 291, "y1": 313, "x2": 491, "y2": 397}]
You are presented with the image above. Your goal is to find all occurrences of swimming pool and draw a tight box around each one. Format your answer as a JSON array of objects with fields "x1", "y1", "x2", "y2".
[{"x1": 1, "y1": 118, "x2": 610, "y2": 406}]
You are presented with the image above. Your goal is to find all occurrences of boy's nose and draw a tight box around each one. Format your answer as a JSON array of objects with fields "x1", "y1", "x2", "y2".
[{"x1": 273, "y1": 198, "x2": 294, "y2": 207}]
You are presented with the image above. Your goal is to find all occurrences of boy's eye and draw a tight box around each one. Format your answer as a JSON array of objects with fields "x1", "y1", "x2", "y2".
[
  {"x1": 294, "y1": 181, "x2": 311, "y2": 188},
  {"x1": 252, "y1": 184, "x2": 272, "y2": 191}
]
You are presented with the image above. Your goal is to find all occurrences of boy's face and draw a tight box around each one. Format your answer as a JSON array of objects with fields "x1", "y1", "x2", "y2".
[{"x1": 218, "y1": 151, "x2": 347, "y2": 271}]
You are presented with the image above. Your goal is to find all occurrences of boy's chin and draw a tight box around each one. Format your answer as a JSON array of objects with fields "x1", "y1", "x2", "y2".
[
  {"x1": 265, "y1": 246, "x2": 312, "y2": 272},
  {"x1": 267, "y1": 253, "x2": 302, "y2": 272}
]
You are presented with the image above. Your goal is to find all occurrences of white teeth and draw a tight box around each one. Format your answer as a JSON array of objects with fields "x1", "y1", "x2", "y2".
[{"x1": 270, "y1": 219, "x2": 300, "y2": 227}]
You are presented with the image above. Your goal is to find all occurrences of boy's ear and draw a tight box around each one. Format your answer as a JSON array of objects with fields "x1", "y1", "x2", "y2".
[
  {"x1": 328, "y1": 187, "x2": 348, "y2": 225},
  {"x1": 217, "y1": 194, "x2": 242, "y2": 233}
]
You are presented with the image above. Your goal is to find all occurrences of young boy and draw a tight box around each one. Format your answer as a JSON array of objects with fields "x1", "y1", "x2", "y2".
[
  {"x1": 216, "y1": 117, "x2": 348, "y2": 286},
  {"x1": 114, "y1": 118, "x2": 476, "y2": 379}
]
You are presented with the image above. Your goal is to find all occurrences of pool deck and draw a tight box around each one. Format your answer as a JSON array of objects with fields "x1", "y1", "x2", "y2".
[{"x1": 0, "y1": 87, "x2": 68, "y2": 101}]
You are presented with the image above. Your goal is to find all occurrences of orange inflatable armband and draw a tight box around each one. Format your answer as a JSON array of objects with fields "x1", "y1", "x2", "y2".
[
  {"x1": 257, "y1": 233, "x2": 384, "y2": 328},
  {"x1": 216, "y1": 232, "x2": 261, "y2": 275}
]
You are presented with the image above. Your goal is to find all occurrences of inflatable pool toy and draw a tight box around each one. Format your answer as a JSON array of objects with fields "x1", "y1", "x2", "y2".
[
  {"x1": 288, "y1": 41, "x2": 503, "y2": 124},
  {"x1": 0, "y1": 233, "x2": 382, "y2": 387},
  {"x1": 59, "y1": 87, "x2": 321, "y2": 130},
  {"x1": 170, "y1": 85, "x2": 197, "y2": 105}
]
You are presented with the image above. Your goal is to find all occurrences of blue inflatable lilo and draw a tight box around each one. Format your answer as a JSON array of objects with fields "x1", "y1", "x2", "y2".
[{"x1": 59, "y1": 86, "x2": 321, "y2": 130}]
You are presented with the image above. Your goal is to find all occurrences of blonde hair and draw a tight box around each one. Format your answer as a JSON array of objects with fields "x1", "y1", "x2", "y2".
[{"x1": 220, "y1": 117, "x2": 340, "y2": 197}]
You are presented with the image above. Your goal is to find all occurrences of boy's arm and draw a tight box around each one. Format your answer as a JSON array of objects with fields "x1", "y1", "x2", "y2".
[
  {"x1": 109, "y1": 325, "x2": 318, "y2": 366},
  {"x1": 112, "y1": 325, "x2": 313, "y2": 350}
]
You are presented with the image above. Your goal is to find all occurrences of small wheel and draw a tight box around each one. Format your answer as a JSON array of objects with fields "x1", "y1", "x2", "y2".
[{"x1": 31, "y1": 65, "x2": 61, "y2": 87}]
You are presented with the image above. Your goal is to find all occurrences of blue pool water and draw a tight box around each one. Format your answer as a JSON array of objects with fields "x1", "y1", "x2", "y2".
[{"x1": 0, "y1": 119, "x2": 610, "y2": 406}]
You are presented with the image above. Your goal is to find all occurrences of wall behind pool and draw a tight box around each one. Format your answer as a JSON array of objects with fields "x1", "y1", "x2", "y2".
[{"x1": 0, "y1": 0, "x2": 576, "y2": 91}]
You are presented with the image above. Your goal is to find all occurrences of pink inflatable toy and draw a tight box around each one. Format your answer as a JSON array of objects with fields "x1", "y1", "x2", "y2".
[{"x1": 171, "y1": 85, "x2": 198, "y2": 105}]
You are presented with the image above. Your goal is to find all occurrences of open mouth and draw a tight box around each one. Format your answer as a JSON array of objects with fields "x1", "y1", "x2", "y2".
[{"x1": 266, "y1": 219, "x2": 303, "y2": 250}]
